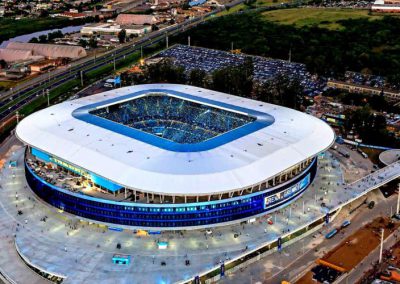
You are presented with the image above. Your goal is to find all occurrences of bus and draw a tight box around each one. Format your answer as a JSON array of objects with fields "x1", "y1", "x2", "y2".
[
  {"x1": 112, "y1": 254, "x2": 131, "y2": 265},
  {"x1": 341, "y1": 220, "x2": 351, "y2": 228},
  {"x1": 325, "y1": 229, "x2": 338, "y2": 239}
]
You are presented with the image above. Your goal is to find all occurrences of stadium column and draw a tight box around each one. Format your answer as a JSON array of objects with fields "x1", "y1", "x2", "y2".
[{"x1": 125, "y1": 188, "x2": 127, "y2": 199}]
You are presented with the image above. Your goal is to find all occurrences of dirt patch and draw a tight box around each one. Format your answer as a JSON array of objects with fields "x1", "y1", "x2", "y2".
[
  {"x1": 295, "y1": 271, "x2": 315, "y2": 284},
  {"x1": 296, "y1": 217, "x2": 399, "y2": 283},
  {"x1": 321, "y1": 217, "x2": 397, "y2": 271}
]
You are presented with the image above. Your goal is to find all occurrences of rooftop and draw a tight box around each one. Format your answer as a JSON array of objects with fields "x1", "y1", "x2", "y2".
[{"x1": 16, "y1": 84, "x2": 335, "y2": 195}]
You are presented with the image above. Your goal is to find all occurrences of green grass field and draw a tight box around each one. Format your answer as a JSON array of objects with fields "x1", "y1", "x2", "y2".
[
  {"x1": 262, "y1": 8, "x2": 383, "y2": 30},
  {"x1": 217, "y1": 0, "x2": 293, "y2": 16}
]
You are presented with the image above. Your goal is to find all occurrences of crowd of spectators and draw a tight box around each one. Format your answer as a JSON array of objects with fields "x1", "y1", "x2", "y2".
[
  {"x1": 156, "y1": 45, "x2": 322, "y2": 95},
  {"x1": 91, "y1": 94, "x2": 255, "y2": 144}
]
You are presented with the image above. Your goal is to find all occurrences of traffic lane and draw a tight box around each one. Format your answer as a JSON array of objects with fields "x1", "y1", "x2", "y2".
[
  {"x1": 219, "y1": 190, "x2": 396, "y2": 284},
  {"x1": 0, "y1": 6, "x2": 223, "y2": 102}
]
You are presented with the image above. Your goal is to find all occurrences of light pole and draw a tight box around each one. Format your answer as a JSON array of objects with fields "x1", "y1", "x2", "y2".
[
  {"x1": 379, "y1": 228, "x2": 384, "y2": 264},
  {"x1": 46, "y1": 89, "x2": 50, "y2": 107},
  {"x1": 80, "y1": 70, "x2": 84, "y2": 87},
  {"x1": 396, "y1": 183, "x2": 400, "y2": 215}
]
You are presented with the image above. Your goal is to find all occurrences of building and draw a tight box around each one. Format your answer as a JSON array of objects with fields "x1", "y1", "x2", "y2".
[
  {"x1": 81, "y1": 23, "x2": 151, "y2": 36},
  {"x1": 58, "y1": 11, "x2": 89, "y2": 19},
  {"x1": 29, "y1": 59, "x2": 63, "y2": 73},
  {"x1": 0, "y1": 48, "x2": 44, "y2": 63},
  {"x1": 115, "y1": 13, "x2": 158, "y2": 25},
  {"x1": 4, "y1": 42, "x2": 87, "y2": 60},
  {"x1": 372, "y1": 0, "x2": 400, "y2": 12},
  {"x1": 16, "y1": 84, "x2": 334, "y2": 230},
  {"x1": 327, "y1": 79, "x2": 400, "y2": 100}
]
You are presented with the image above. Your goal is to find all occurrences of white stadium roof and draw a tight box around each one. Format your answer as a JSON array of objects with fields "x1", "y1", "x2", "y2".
[{"x1": 16, "y1": 84, "x2": 335, "y2": 196}]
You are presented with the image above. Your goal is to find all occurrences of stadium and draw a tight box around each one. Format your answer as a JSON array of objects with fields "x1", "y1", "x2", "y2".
[{"x1": 15, "y1": 84, "x2": 335, "y2": 230}]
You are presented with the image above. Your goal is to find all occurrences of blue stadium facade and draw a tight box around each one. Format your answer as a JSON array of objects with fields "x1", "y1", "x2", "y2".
[
  {"x1": 25, "y1": 147, "x2": 317, "y2": 229},
  {"x1": 17, "y1": 85, "x2": 334, "y2": 230}
]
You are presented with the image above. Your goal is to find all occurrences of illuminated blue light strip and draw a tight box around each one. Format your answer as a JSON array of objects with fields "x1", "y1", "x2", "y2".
[{"x1": 26, "y1": 157, "x2": 316, "y2": 209}]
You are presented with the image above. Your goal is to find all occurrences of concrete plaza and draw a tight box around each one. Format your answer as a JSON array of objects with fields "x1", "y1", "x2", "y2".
[{"x1": 0, "y1": 140, "x2": 399, "y2": 284}]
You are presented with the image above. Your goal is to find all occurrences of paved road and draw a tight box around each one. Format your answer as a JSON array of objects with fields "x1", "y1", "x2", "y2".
[
  {"x1": 220, "y1": 189, "x2": 393, "y2": 283},
  {"x1": 0, "y1": 140, "x2": 399, "y2": 283},
  {"x1": 0, "y1": 145, "x2": 345, "y2": 284},
  {"x1": 338, "y1": 222, "x2": 400, "y2": 283},
  {"x1": 0, "y1": 0, "x2": 253, "y2": 125}
]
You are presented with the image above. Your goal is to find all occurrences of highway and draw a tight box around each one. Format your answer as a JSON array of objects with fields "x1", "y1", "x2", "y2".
[{"x1": 0, "y1": 0, "x2": 245, "y2": 126}]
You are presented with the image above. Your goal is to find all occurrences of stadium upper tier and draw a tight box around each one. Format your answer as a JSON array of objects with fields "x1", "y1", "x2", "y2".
[
  {"x1": 16, "y1": 84, "x2": 335, "y2": 196},
  {"x1": 90, "y1": 94, "x2": 256, "y2": 144}
]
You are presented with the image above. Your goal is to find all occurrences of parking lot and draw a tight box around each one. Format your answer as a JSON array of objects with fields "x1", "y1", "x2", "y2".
[{"x1": 156, "y1": 44, "x2": 323, "y2": 95}]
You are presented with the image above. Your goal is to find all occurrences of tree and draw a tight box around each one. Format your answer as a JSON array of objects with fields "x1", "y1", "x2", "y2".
[
  {"x1": 253, "y1": 72, "x2": 304, "y2": 109},
  {"x1": 151, "y1": 24, "x2": 159, "y2": 32},
  {"x1": 144, "y1": 59, "x2": 186, "y2": 84},
  {"x1": 118, "y1": 29, "x2": 126, "y2": 44},
  {"x1": 188, "y1": 69, "x2": 207, "y2": 87},
  {"x1": 29, "y1": 37, "x2": 39, "y2": 43},
  {"x1": 211, "y1": 61, "x2": 253, "y2": 97},
  {"x1": 0, "y1": 59, "x2": 7, "y2": 69},
  {"x1": 388, "y1": 73, "x2": 400, "y2": 90},
  {"x1": 89, "y1": 37, "x2": 97, "y2": 48},
  {"x1": 38, "y1": 34, "x2": 48, "y2": 43},
  {"x1": 39, "y1": 9, "x2": 49, "y2": 17},
  {"x1": 79, "y1": 39, "x2": 88, "y2": 48},
  {"x1": 47, "y1": 30, "x2": 63, "y2": 42}
]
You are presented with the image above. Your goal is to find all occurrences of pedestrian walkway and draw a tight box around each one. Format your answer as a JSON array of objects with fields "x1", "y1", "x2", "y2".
[{"x1": 0, "y1": 142, "x2": 398, "y2": 284}]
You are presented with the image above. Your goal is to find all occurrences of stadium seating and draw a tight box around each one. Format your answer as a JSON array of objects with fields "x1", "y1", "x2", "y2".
[{"x1": 91, "y1": 94, "x2": 255, "y2": 144}]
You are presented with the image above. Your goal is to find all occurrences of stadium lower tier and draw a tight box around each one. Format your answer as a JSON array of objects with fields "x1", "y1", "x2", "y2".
[{"x1": 25, "y1": 156, "x2": 318, "y2": 230}]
